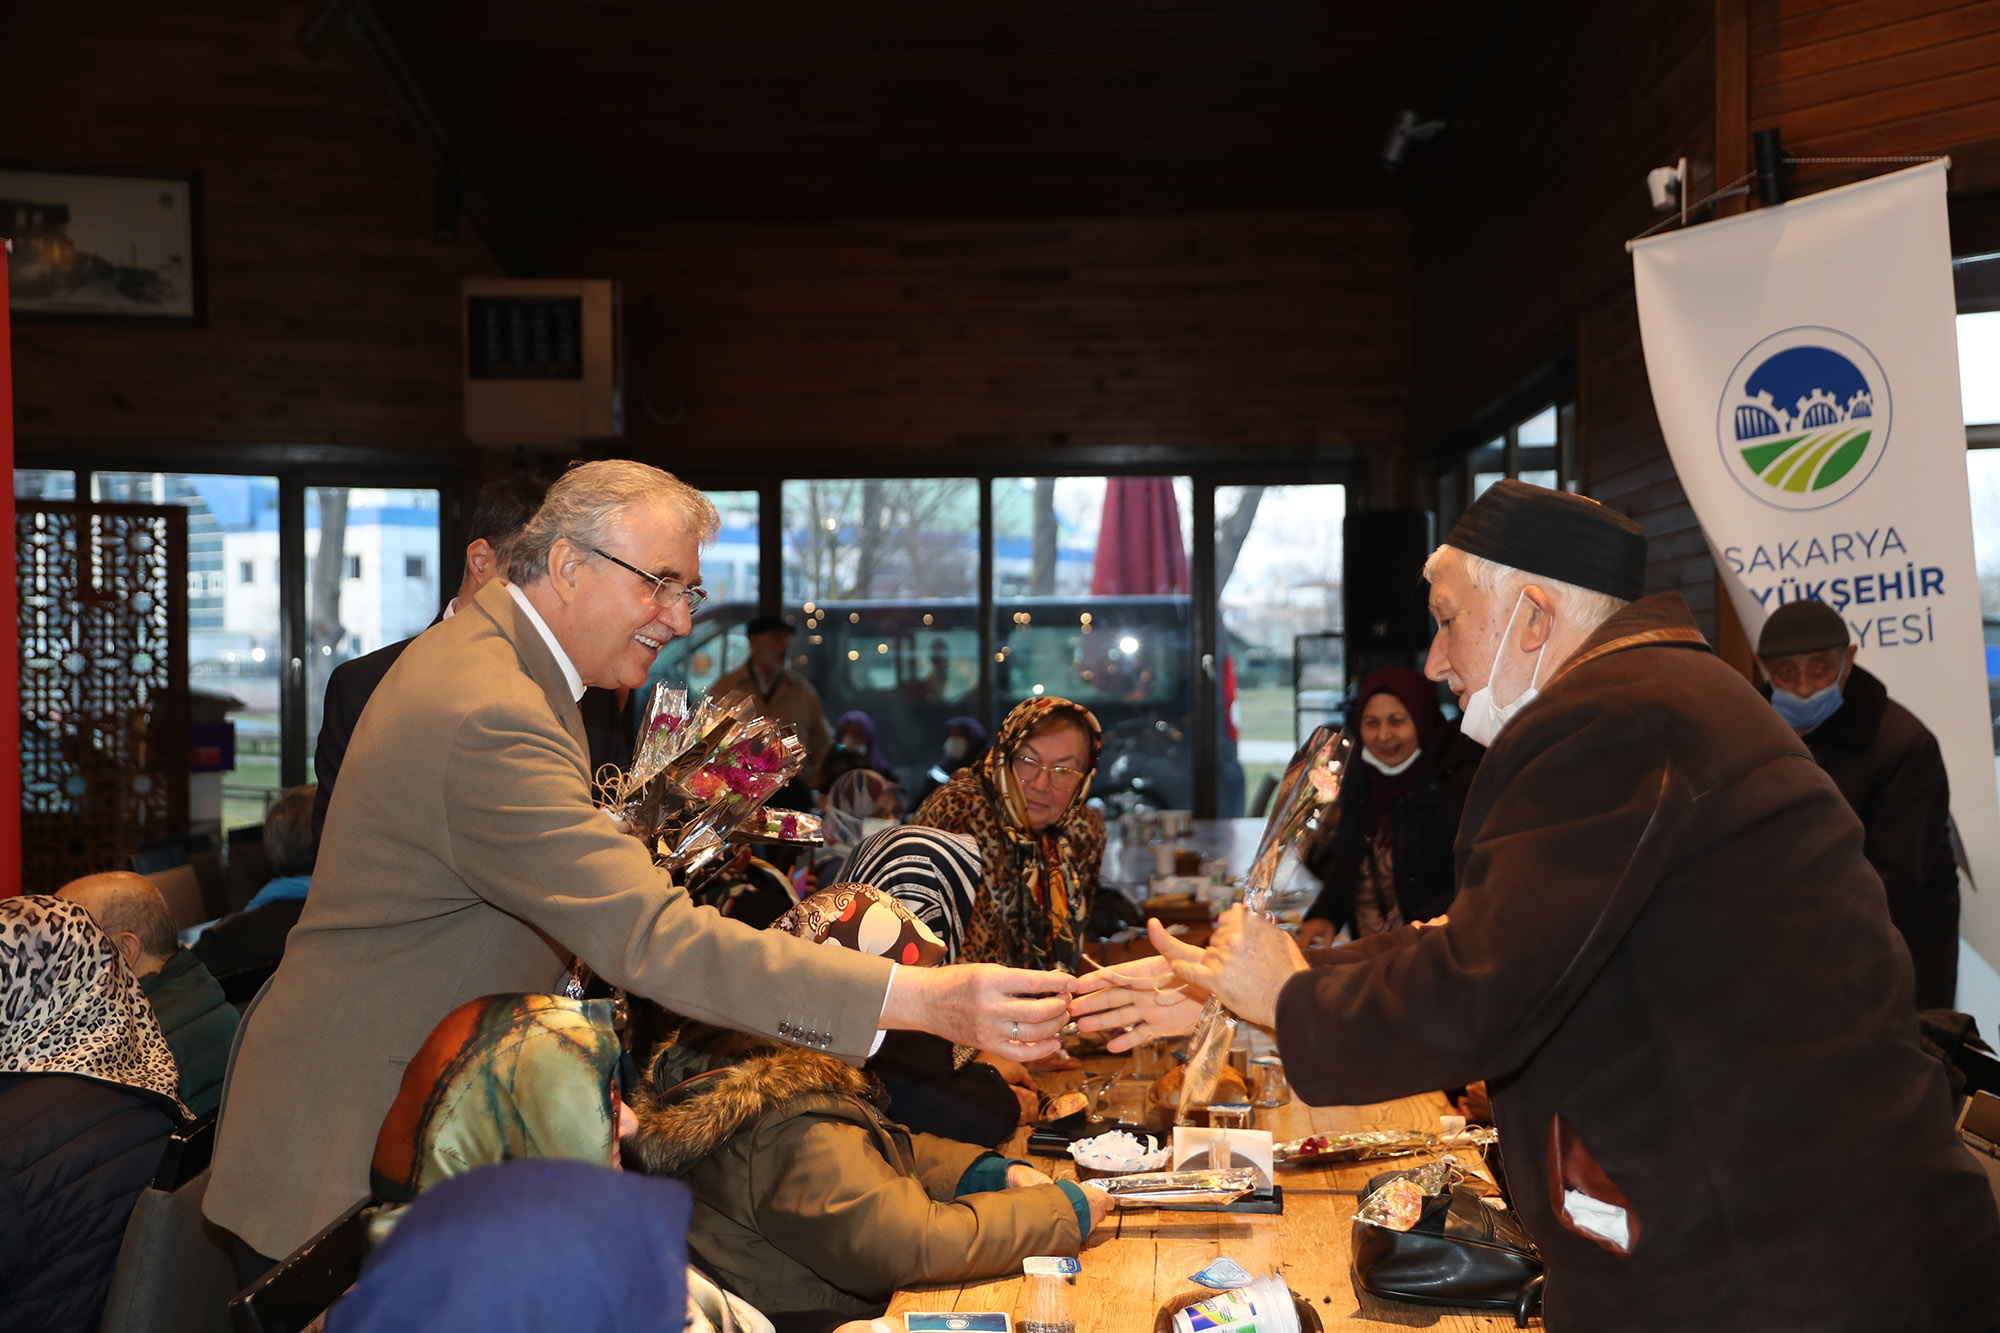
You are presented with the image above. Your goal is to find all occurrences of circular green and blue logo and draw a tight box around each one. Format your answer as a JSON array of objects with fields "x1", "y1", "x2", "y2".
[{"x1": 1715, "y1": 326, "x2": 1891, "y2": 511}]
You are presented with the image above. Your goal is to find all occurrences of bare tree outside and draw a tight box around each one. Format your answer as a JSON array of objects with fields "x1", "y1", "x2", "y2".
[
  {"x1": 1030, "y1": 477, "x2": 1058, "y2": 595},
  {"x1": 782, "y1": 479, "x2": 977, "y2": 602}
]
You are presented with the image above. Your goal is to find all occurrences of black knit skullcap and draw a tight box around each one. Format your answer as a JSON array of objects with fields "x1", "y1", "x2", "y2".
[
  {"x1": 1756, "y1": 598, "x2": 1849, "y2": 657},
  {"x1": 745, "y1": 614, "x2": 794, "y2": 637},
  {"x1": 1441, "y1": 480, "x2": 1648, "y2": 601}
]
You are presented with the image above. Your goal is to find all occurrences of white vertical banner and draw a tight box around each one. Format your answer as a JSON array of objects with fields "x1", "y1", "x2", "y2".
[{"x1": 1630, "y1": 162, "x2": 2000, "y2": 990}]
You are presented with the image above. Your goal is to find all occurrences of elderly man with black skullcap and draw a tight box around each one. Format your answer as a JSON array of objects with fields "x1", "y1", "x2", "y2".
[
  {"x1": 1073, "y1": 480, "x2": 2000, "y2": 1331},
  {"x1": 1757, "y1": 597, "x2": 1960, "y2": 1010}
]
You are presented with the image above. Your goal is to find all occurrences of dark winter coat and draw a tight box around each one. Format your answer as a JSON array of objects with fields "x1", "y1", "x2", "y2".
[
  {"x1": 1274, "y1": 594, "x2": 2000, "y2": 1333},
  {"x1": 1786, "y1": 664, "x2": 1960, "y2": 1009},
  {"x1": 141, "y1": 948, "x2": 239, "y2": 1116},
  {"x1": 632, "y1": 1024, "x2": 1086, "y2": 1316},
  {"x1": 1302, "y1": 720, "x2": 1483, "y2": 934},
  {"x1": 0, "y1": 1072, "x2": 175, "y2": 1333},
  {"x1": 869, "y1": 1030, "x2": 1022, "y2": 1149}
]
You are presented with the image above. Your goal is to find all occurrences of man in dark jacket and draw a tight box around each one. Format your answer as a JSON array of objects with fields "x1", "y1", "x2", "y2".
[
  {"x1": 59, "y1": 872, "x2": 239, "y2": 1116},
  {"x1": 1074, "y1": 480, "x2": 2000, "y2": 1332},
  {"x1": 312, "y1": 478, "x2": 638, "y2": 843},
  {"x1": 1756, "y1": 596, "x2": 1959, "y2": 1008}
]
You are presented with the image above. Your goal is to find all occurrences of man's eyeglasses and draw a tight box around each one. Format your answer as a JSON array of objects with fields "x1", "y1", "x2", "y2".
[
  {"x1": 590, "y1": 547, "x2": 708, "y2": 615},
  {"x1": 1009, "y1": 751, "x2": 1089, "y2": 792}
]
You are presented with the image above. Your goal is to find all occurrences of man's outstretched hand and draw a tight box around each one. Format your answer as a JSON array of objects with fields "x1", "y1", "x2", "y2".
[
  {"x1": 882, "y1": 963, "x2": 1074, "y2": 1062},
  {"x1": 1067, "y1": 919, "x2": 1210, "y2": 1051}
]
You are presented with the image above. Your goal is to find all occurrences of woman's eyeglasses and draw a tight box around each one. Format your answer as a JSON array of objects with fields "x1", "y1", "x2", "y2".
[
  {"x1": 1009, "y1": 751, "x2": 1088, "y2": 791},
  {"x1": 590, "y1": 547, "x2": 709, "y2": 614}
]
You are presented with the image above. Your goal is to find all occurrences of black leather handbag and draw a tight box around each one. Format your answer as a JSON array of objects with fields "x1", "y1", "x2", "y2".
[{"x1": 1351, "y1": 1171, "x2": 1545, "y2": 1326}]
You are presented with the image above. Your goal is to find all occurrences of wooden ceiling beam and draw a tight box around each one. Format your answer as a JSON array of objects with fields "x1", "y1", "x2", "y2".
[{"x1": 299, "y1": 0, "x2": 550, "y2": 274}]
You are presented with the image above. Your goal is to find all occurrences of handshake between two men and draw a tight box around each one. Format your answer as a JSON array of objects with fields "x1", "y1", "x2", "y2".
[{"x1": 935, "y1": 905, "x2": 1309, "y2": 1058}]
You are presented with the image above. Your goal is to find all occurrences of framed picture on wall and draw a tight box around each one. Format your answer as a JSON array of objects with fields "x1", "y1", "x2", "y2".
[{"x1": 0, "y1": 166, "x2": 203, "y2": 323}]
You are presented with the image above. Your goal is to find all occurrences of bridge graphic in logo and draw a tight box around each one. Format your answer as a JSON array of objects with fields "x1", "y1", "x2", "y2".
[{"x1": 1714, "y1": 327, "x2": 1891, "y2": 511}]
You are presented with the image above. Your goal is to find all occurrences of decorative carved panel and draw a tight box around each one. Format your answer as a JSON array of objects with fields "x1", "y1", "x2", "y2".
[{"x1": 18, "y1": 502, "x2": 188, "y2": 894}]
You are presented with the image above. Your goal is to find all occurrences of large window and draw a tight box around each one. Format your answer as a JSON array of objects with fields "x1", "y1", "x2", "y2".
[
  {"x1": 1438, "y1": 398, "x2": 1577, "y2": 530},
  {"x1": 1217, "y1": 485, "x2": 1346, "y2": 816},
  {"x1": 786, "y1": 479, "x2": 979, "y2": 795},
  {"x1": 1962, "y1": 310, "x2": 2000, "y2": 756},
  {"x1": 995, "y1": 477, "x2": 1195, "y2": 811},
  {"x1": 304, "y1": 487, "x2": 442, "y2": 760},
  {"x1": 91, "y1": 472, "x2": 284, "y2": 829}
]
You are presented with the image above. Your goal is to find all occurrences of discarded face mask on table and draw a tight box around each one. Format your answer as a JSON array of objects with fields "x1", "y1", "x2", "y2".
[{"x1": 595, "y1": 685, "x2": 818, "y2": 877}]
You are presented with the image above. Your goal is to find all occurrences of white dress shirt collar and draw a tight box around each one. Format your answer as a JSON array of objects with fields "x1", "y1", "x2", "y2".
[{"x1": 505, "y1": 582, "x2": 585, "y2": 702}]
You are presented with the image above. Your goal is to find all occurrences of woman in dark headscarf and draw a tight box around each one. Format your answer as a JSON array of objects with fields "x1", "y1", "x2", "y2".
[
  {"x1": 909, "y1": 696, "x2": 1104, "y2": 973},
  {"x1": 1298, "y1": 667, "x2": 1484, "y2": 946},
  {"x1": 1, "y1": 896, "x2": 185, "y2": 1333},
  {"x1": 919, "y1": 716, "x2": 990, "y2": 804},
  {"x1": 813, "y1": 710, "x2": 895, "y2": 794}
]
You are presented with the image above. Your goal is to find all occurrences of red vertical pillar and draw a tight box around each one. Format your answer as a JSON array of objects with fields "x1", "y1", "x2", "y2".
[{"x1": 0, "y1": 245, "x2": 19, "y2": 894}]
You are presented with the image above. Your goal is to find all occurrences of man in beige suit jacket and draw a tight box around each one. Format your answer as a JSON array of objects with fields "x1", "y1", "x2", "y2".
[{"x1": 207, "y1": 462, "x2": 1070, "y2": 1260}]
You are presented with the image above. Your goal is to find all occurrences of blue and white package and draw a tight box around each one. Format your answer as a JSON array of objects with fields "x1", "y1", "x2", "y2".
[{"x1": 1189, "y1": 1257, "x2": 1253, "y2": 1289}]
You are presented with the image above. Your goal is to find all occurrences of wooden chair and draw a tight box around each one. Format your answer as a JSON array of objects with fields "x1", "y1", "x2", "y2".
[
  {"x1": 187, "y1": 847, "x2": 228, "y2": 920},
  {"x1": 228, "y1": 1198, "x2": 374, "y2": 1333},
  {"x1": 97, "y1": 1113, "x2": 235, "y2": 1333},
  {"x1": 149, "y1": 865, "x2": 210, "y2": 932},
  {"x1": 223, "y1": 828, "x2": 270, "y2": 914}
]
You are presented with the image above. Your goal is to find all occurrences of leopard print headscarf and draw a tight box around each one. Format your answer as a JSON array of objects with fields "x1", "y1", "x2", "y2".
[
  {"x1": 909, "y1": 696, "x2": 1104, "y2": 972},
  {"x1": 0, "y1": 895, "x2": 187, "y2": 1116}
]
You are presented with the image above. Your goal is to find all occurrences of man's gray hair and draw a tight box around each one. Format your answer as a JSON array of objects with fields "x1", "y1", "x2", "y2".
[
  {"x1": 1422, "y1": 545, "x2": 1627, "y2": 638},
  {"x1": 507, "y1": 460, "x2": 721, "y2": 585}
]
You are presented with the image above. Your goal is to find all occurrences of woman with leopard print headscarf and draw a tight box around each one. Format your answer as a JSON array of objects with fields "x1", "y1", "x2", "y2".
[
  {"x1": 1, "y1": 895, "x2": 186, "y2": 1333},
  {"x1": 909, "y1": 696, "x2": 1105, "y2": 973}
]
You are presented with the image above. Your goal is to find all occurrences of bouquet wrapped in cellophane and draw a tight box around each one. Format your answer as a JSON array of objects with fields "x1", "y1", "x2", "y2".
[
  {"x1": 596, "y1": 684, "x2": 822, "y2": 878},
  {"x1": 1177, "y1": 726, "x2": 1353, "y2": 1125}
]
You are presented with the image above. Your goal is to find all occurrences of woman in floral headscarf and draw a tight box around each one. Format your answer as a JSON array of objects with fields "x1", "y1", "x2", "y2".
[
  {"x1": 1, "y1": 896, "x2": 185, "y2": 1333},
  {"x1": 909, "y1": 696, "x2": 1105, "y2": 973}
]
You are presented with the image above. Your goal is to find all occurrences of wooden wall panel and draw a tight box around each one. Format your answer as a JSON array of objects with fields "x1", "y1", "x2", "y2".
[
  {"x1": 1410, "y1": 0, "x2": 1717, "y2": 624},
  {"x1": 558, "y1": 210, "x2": 1410, "y2": 483},
  {"x1": 1749, "y1": 0, "x2": 2000, "y2": 187},
  {"x1": 0, "y1": 1, "x2": 501, "y2": 455}
]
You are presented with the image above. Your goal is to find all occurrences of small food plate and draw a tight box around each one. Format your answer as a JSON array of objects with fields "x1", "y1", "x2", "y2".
[{"x1": 1068, "y1": 1130, "x2": 1171, "y2": 1174}]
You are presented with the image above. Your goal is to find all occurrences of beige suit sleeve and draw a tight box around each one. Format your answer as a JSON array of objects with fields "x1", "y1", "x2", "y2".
[{"x1": 441, "y1": 694, "x2": 893, "y2": 1060}]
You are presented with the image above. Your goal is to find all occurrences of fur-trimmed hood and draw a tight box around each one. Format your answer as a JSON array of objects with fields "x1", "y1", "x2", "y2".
[{"x1": 631, "y1": 1023, "x2": 878, "y2": 1176}]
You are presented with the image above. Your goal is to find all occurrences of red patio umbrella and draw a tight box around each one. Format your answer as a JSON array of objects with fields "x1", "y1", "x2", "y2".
[{"x1": 1090, "y1": 478, "x2": 1189, "y2": 596}]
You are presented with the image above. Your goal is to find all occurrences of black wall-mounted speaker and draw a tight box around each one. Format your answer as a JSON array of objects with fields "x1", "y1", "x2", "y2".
[{"x1": 1344, "y1": 509, "x2": 1436, "y2": 655}]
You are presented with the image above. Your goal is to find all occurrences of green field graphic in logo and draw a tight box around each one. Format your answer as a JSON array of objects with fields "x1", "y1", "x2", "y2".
[
  {"x1": 1736, "y1": 426, "x2": 1871, "y2": 494},
  {"x1": 1714, "y1": 328, "x2": 1891, "y2": 511}
]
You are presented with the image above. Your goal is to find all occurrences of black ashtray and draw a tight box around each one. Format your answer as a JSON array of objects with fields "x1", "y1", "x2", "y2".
[
  {"x1": 1026, "y1": 1115, "x2": 1155, "y2": 1158},
  {"x1": 1165, "y1": 1184, "x2": 1284, "y2": 1214}
]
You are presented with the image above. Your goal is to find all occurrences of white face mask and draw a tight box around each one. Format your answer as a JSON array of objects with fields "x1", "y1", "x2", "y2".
[
  {"x1": 1360, "y1": 745, "x2": 1421, "y2": 777},
  {"x1": 1459, "y1": 592, "x2": 1547, "y2": 748}
]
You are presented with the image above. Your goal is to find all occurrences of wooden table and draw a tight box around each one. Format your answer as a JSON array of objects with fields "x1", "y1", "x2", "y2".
[{"x1": 887, "y1": 1058, "x2": 1524, "y2": 1332}]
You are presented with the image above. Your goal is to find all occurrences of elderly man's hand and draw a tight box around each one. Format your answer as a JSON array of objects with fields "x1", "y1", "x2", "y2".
[
  {"x1": 1170, "y1": 906, "x2": 1308, "y2": 1030},
  {"x1": 1068, "y1": 919, "x2": 1210, "y2": 1051},
  {"x1": 881, "y1": 963, "x2": 1074, "y2": 1062}
]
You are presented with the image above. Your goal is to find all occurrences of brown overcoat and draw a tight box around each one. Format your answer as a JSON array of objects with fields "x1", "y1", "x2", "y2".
[
  {"x1": 1275, "y1": 594, "x2": 2000, "y2": 1331},
  {"x1": 205, "y1": 580, "x2": 894, "y2": 1258}
]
